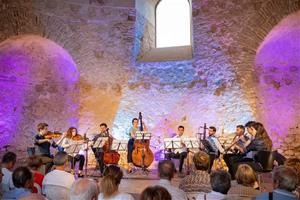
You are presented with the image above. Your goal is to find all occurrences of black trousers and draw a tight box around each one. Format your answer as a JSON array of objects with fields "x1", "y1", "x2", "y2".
[
  {"x1": 127, "y1": 138, "x2": 135, "y2": 163},
  {"x1": 92, "y1": 148, "x2": 106, "y2": 173},
  {"x1": 223, "y1": 154, "x2": 263, "y2": 178},
  {"x1": 68, "y1": 154, "x2": 85, "y2": 170},
  {"x1": 165, "y1": 152, "x2": 187, "y2": 173}
]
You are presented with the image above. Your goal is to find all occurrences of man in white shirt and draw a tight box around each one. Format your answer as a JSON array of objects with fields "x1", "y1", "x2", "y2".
[
  {"x1": 157, "y1": 160, "x2": 187, "y2": 200},
  {"x1": 165, "y1": 126, "x2": 188, "y2": 173},
  {"x1": 196, "y1": 170, "x2": 231, "y2": 200},
  {"x1": 42, "y1": 151, "x2": 75, "y2": 199},
  {"x1": 1, "y1": 152, "x2": 16, "y2": 192}
]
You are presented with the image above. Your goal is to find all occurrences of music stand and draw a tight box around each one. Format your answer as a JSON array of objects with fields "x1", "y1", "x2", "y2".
[
  {"x1": 65, "y1": 142, "x2": 84, "y2": 175},
  {"x1": 182, "y1": 138, "x2": 200, "y2": 174},
  {"x1": 163, "y1": 138, "x2": 182, "y2": 151},
  {"x1": 134, "y1": 131, "x2": 152, "y2": 175},
  {"x1": 92, "y1": 136, "x2": 108, "y2": 149},
  {"x1": 111, "y1": 140, "x2": 128, "y2": 152},
  {"x1": 201, "y1": 139, "x2": 216, "y2": 154}
]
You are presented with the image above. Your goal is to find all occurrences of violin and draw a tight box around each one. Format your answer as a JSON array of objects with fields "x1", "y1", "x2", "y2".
[
  {"x1": 72, "y1": 134, "x2": 84, "y2": 141},
  {"x1": 44, "y1": 131, "x2": 62, "y2": 139}
]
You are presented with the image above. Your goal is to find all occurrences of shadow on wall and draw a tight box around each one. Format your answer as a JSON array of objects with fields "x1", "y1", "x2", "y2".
[
  {"x1": 0, "y1": 35, "x2": 79, "y2": 155},
  {"x1": 255, "y1": 10, "x2": 300, "y2": 148}
]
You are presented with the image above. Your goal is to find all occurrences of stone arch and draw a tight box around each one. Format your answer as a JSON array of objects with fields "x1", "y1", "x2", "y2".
[
  {"x1": 0, "y1": 35, "x2": 79, "y2": 157},
  {"x1": 254, "y1": 10, "x2": 300, "y2": 153}
]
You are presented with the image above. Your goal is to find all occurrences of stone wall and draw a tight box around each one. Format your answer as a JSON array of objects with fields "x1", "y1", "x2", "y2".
[{"x1": 0, "y1": 0, "x2": 300, "y2": 164}]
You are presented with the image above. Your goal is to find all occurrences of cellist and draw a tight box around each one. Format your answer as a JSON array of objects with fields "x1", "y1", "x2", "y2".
[
  {"x1": 127, "y1": 117, "x2": 147, "y2": 173},
  {"x1": 92, "y1": 123, "x2": 109, "y2": 176}
]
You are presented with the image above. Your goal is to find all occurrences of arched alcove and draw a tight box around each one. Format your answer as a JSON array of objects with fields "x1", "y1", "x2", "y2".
[
  {"x1": 255, "y1": 10, "x2": 300, "y2": 151},
  {"x1": 0, "y1": 35, "x2": 79, "y2": 156}
]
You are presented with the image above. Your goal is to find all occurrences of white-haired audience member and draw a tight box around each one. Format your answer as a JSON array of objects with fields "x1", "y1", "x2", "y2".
[
  {"x1": 19, "y1": 193, "x2": 47, "y2": 200},
  {"x1": 255, "y1": 166, "x2": 298, "y2": 200},
  {"x1": 2, "y1": 167, "x2": 33, "y2": 199},
  {"x1": 196, "y1": 170, "x2": 231, "y2": 200},
  {"x1": 42, "y1": 151, "x2": 75, "y2": 200},
  {"x1": 70, "y1": 178, "x2": 98, "y2": 200},
  {"x1": 157, "y1": 160, "x2": 187, "y2": 200}
]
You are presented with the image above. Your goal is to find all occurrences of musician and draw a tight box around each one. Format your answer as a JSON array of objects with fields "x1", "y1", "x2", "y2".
[
  {"x1": 34, "y1": 123, "x2": 57, "y2": 173},
  {"x1": 225, "y1": 122, "x2": 273, "y2": 178},
  {"x1": 224, "y1": 125, "x2": 251, "y2": 177},
  {"x1": 165, "y1": 126, "x2": 188, "y2": 174},
  {"x1": 92, "y1": 123, "x2": 109, "y2": 175},
  {"x1": 206, "y1": 126, "x2": 224, "y2": 172},
  {"x1": 57, "y1": 127, "x2": 85, "y2": 177},
  {"x1": 127, "y1": 118, "x2": 147, "y2": 173}
]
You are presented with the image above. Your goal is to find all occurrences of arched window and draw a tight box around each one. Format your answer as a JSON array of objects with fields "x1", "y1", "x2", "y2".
[{"x1": 156, "y1": 0, "x2": 191, "y2": 48}]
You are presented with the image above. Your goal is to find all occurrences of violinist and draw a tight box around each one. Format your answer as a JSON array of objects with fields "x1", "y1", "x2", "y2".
[
  {"x1": 57, "y1": 127, "x2": 85, "y2": 177},
  {"x1": 34, "y1": 123, "x2": 58, "y2": 173},
  {"x1": 127, "y1": 117, "x2": 147, "y2": 173},
  {"x1": 92, "y1": 123, "x2": 109, "y2": 175}
]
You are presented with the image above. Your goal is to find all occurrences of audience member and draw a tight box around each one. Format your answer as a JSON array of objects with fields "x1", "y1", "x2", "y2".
[
  {"x1": 0, "y1": 165, "x2": 4, "y2": 198},
  {"x1": 157, "y1": 160, "x2": 187, "y2": 200},
  {"x1": 2, "y1": 167, "x2": 33, "y2": 199},
  {"x1": 42, "y1": 151, "x2": 75, "y2": 200},
  {"x1": 27, "y1": 156, "x2": 44, "y2": 193},
  {"x1": 228, "y1": 164, "x2": 260, "y2": 199},
  {"x1": 1, "y1": 152, "x2": 17, "y2": 192},
  {"x1": 285, "y1": 158, "x2": 300, "y2": 198},
  {"x1": 179, "y1": 151, "x2": 211, "y2": 193},
  {"x1": 70, "y1": 178, "x2": 98, "y2": 200},
  {"x1": 196, "y1": 170, "x2": 231, "y2": 200},
  {"x1": 98, "y1": 165, "x2": 134, "y2": 200},
  {"x1": 140, "y1": 185, "x2": 171, "y2": 200},
  {"x1": 256, "y1": 166, "x2": 298, "y2": 200},
  {"x1": 19, "y1": 193, "x2": 47, "y2": 200}
]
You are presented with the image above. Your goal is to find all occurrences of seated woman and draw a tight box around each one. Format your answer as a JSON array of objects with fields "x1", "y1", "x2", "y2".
[
  {"x1": 224, "y1": 121, "x2": 273, "y2": 177},
  {"x1": 98, "y1": 165, "x2": 134, "y2": 200},
  {"x1": 27, "y1": 156, "x2": 44, "y2": 193},
  {"x1": 227, "y1": 164, "x2": 261, "y2": 199},
  {"x1": 57, "y1": 127, "x2": 85, "y2": 177},
  {"x1": 140, "y1": 186, "x2": 171, "y2": 200}
]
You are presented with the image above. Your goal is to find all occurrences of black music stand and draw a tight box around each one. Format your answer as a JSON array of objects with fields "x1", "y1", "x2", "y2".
[
  {"x1": 65, "y1": 142, "x2": 83, "y2": 176},
  {"x1": 91, "y1": 136, "x2": 109, "y2": 176}
]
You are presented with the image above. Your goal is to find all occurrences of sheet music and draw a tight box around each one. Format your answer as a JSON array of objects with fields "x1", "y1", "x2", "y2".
[
  {"x1": 182, "y1": 137, "x2": 200, "y2": 149},
  {"x1": 111, "y1": 140, "x2": 128, "y2": 151},
  {"x1": 65, "y1": 142, "x2": 84, "y2": 155},
  {"x1": 163, "y1": 138, "x2": 182, "y2": 149},
  {"x1": 93, "y1": 136, "x2": 108, "y2": 148}
]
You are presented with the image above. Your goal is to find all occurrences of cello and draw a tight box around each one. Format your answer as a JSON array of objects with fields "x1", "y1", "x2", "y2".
[
  {"x1": 103, "y1": 129, "x2": 120, "y2": 165},
  {"x1": 132, "y1": 112, "x2": 154, "y2": 168}
]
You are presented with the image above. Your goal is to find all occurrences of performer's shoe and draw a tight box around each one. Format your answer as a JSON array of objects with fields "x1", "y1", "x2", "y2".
[{"x1": 78, "y1": 171, "x2": 84, "y2": 178}]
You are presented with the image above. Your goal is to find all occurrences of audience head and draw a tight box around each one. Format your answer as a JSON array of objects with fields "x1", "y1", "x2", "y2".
[
  {"x1": 140, "y1": 185, "x2": 171, "y2": 200},
  {"x1": 70, "y1": 178, "x2": 98, "y2": 200},
  {"x1": 210, "y1": 170, "x2": 231, "y2": 194},
  {"x1": 235, "y1": 164, "x2": 257, "y2": 187},
  {"x1": 12, "y1": 166, "x2": 33, "y2": 189},
  {"x1": 193, "y1": 151, "x2": 210, "y2": 171},
  {"x1": 101, "y1": 165, "x2": 123, "y2": 198},
  {"x1": 236, "y1": 125, "x2": 245, "y2": 136},
  {"x1": 158, "y1": 160, "x2": 175, "y2": 181},
  {"x1": 27, "y1": 156, "x2": 43, "y2": 171},
  {"x1": 177, "y1": 125, "x2": 184, "y2": 136},
  {"x1": 208, "y1": 126, "x2": 217, "y2": 136},
  {"x1": 2, "y1": 151, "x2": 17, "y2": 170},
  {"x1": 53, "y1": 151, "x2": 68, "y2": 169},
  {"x1": 285, "y1": 158, "x2": 300, "y2": 184},
  {"x1": 37, "y1": 122, "x2": 48, "y2": 134},
  {"x1": 273, "y1": 166, "x2": 298, "y2": 192},
  {"x1": 19, "y1": 193, "x2": 47, "y2": 200},
  {"x1": 0, "y1": 165, "x2": 3, "y2": 183}
]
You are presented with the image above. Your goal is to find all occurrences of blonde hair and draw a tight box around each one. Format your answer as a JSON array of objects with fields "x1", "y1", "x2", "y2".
[
  {"x1": 101, "y1": 175, "x2": 118, "y2": 198},
  {"x1": 235, "y1": 164, "x2": 257, "y2": 187}
]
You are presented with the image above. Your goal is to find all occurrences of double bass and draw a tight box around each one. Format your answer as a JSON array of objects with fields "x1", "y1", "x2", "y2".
[
  {"x1": 132, "y1": 112, "x2": 154, "y2": 168},
  {"x1": 103, "y1": 129, "x2": 120, "y2": 165}
]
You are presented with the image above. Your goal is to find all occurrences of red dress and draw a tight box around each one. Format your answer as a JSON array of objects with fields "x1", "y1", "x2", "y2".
[{"x1": 32, "y1": 171, "x2": 44, "y2": 193}]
